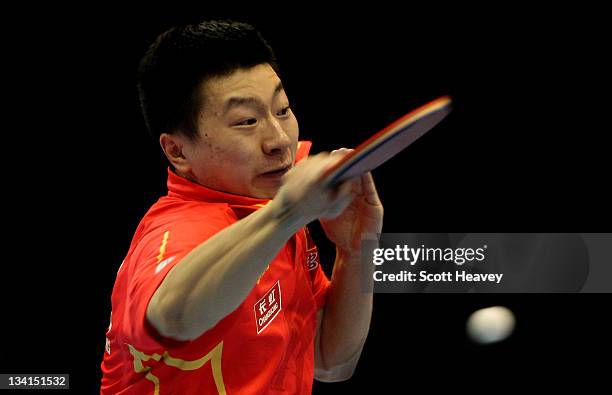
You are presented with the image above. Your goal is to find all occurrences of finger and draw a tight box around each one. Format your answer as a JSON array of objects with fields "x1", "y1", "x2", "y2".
[
  {"x1": 361, "y1": 172, "x2": 382, "y2": 206},
  {"x1": 330, "y1": 179, "x2": 354, "y2": 200},
  {"x1": 322, "y1": 185, "x2": 356, "y2": 219},
  {"x1": 330, "y1": 147, "x2": 353, "y2": 157},
  {"x1": 350, "y1": 175, "x2": 363, "y2": 196},
  {"x1": 329, "y1": 148, "x2": 354, "y2": 166},
  {"x1": 284, "y1": 152, "x2": 330, "y2": 182}
]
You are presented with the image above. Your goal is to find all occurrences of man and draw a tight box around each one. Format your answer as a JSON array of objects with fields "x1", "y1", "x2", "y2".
[{"x1": 101, "y1": 20, "x2": 383, "y2": 394}]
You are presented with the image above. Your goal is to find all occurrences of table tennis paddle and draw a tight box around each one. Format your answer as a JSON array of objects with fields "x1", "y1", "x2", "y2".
[{"x1": 320, "y1": 95, "x2": 452, "y2": 187}]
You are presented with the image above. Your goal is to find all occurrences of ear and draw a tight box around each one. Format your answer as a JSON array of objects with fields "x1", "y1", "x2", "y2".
[{"x1": 159, "y1": 133, "x2": 191, "y2": 174}]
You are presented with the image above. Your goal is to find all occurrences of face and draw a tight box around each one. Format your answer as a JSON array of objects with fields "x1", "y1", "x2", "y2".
[{"x1": 165, "y1": 64, "x2": 299, "y2": 199}]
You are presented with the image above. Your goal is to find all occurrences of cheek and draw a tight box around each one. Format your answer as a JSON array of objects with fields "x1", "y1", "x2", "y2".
[
  {"x1": 210, "y1": 142, "x2": 256, "y2": 171},
  {"x1": 281, "y1": 115, "x2": 299, "y2": 154},
  {"x1": 289, "y1": 114, "x2": 299, "y2": 137},
  {"x1": 289, "y1": 116, "x2": 300, "y2": 154}
]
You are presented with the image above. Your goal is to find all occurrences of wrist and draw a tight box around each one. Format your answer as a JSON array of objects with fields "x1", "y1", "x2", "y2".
[
  {"x1": 267, "y1": 199, "x2": 312, "y2": 234},
  {"x1": 335, "y1": 236, "x2": 380, "y2": 266}
]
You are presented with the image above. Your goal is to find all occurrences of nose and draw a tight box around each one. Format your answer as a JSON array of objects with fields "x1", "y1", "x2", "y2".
[{"x1": 262, "y1": 118, "x2": 292, "y2": 155}]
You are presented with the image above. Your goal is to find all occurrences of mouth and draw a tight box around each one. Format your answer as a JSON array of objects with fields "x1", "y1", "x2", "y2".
[{"x1": 260, "y1": 165, "x2": 291, "y2": 178}]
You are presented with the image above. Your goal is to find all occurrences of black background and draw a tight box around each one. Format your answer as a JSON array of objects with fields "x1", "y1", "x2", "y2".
[{"x1": 2, "y1": 3, "x2": 610, "y2": 394}]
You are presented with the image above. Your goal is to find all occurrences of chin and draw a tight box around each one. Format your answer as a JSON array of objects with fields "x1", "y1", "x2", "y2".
[{"x1": 252, "y1": 186, "x2": 280, "y2": 200}]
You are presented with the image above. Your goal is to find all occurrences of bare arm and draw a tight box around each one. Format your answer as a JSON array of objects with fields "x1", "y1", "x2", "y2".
[
  {"x1": 147, "y1": 153, "x2": 354, "y2": 341},
  {"x1": 147, "y1": 201, "x2": 303, "y2": 340},
  {"x1": 315, "y1": 165, "x2": 383, "y2": 381},
  {"x1": 314, "y1": 250, "x2": 374, "y2": 382}
]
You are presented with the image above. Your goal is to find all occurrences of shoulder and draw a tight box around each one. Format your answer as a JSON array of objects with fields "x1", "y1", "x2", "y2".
[
  {"x1": 151, "y1": 197, "x2": 234, "y2": 225},
  {"x1": 132, "y1": 198, "x2": 237, "y2": 252}
]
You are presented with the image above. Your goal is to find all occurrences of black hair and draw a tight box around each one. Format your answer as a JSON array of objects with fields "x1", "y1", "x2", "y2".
[{"x1": 137, "y1": 20, "x2": 279, "y2": 140}]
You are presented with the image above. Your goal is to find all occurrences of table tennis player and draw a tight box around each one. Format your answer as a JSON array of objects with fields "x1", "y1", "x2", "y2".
[{"x1": 100, "y1": 19, "x2": 383, "y2": 394}]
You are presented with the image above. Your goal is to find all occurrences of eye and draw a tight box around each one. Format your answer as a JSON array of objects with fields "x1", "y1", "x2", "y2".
[
  {"x1": 277, "y1": 106, "x2": 291, "y2": 117},
  {"x1": 235, "y1": 118, "x2": 257, "y2": 126}
]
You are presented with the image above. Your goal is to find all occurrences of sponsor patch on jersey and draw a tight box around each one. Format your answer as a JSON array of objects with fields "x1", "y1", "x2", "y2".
[{"x1": 254, "y1": 280, "x2": 282, "y2": 334}]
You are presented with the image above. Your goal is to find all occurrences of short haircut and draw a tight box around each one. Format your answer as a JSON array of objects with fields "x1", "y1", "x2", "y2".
[{"x1": 137, "y1": 20, "x2": 279, "y2": 140}]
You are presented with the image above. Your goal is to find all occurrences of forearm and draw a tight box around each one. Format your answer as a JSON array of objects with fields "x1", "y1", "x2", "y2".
[
  {"x1": 149, "y1": 202, "x2": 304, "y2": 340},
  {"x1": 318, "y1": 247, "x2": 374, "y2": 376}
]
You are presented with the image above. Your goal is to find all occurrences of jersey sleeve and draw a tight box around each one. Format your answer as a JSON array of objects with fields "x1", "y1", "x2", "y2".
[{"x1": 121, "y1": 207, "x2": 232, "y2": 350}]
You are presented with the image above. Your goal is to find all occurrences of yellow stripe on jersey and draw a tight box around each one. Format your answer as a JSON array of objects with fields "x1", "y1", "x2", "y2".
[{"x1": 157, "y1": 231, "x2": 170, "y2": 263}]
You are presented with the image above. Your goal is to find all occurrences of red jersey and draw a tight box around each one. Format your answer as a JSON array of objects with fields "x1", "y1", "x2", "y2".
[{"x1": 100, "y1": 142, "x2": 330, "y2": 394}]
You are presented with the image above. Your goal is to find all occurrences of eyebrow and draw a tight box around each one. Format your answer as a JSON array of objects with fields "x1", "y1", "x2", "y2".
[{"x1": 223, "y1": 82, "x2": 285, "y2": 115}]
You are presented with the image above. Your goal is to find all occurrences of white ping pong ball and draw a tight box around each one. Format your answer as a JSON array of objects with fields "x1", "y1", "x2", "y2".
[{"x1": 466, "y1": 306, "x2": 516, "y2": 344}]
